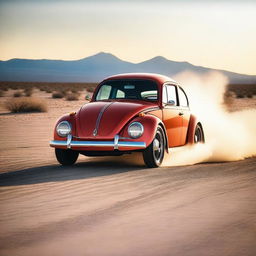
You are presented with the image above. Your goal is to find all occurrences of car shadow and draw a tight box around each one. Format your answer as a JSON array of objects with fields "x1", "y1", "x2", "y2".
[{"x1": 0, "y1": 159, "x2": 145, "y2": 187}]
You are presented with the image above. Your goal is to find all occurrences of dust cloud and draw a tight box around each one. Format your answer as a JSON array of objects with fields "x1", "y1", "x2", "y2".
[{"x1": 163, "y1": 71, "x2": 256, "y2": 166}]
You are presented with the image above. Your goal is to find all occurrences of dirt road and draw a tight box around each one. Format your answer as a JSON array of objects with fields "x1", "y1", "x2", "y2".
[
  {"x1": 0, "y1": 157, "x2": 255, "y2": 256},
  {"x1": 0, "y1": 92, "x2": 255, "y2": 255}
]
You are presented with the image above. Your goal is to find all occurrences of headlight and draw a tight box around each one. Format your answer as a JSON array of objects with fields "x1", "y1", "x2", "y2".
[
  {"x1": 56, "y1": 121, "x2": 72, "y2": 137},
  {"x1": 128, "y1": 122, "x2": 144, "y2": 139}
]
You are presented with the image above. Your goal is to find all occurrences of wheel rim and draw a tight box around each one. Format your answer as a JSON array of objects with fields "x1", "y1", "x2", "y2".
[
  {"x1": 153, "y1": 130, "x2": 164, "y2": 164},
  {"x1": 194, "y1": 126, "x2": 203, "y2": 143}
]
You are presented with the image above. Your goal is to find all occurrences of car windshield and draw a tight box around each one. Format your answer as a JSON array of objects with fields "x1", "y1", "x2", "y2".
[{"x1": 95, "y1": 80, "x2": 158, "y2": 102}]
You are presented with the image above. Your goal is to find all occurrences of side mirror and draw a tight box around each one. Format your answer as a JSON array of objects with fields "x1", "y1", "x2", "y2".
[{"x1": 168, "y1": 100, "x2": 176, "y2": 106}]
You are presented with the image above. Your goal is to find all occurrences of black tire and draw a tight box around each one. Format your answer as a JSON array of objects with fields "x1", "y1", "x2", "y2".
[
  {"x1": 143, "y1": 126, "x2": 165, "y2": 168},
  {"x1": 194, "y1": 124, "x2": 205, "y2": 143},
  {"x1": 55, "y1": 148, "x2": 79, "y2": 166}
]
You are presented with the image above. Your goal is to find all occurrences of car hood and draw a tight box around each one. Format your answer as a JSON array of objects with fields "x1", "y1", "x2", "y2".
[{"x1": 76, "y1": 101, "x2": 158, "y2": 138}]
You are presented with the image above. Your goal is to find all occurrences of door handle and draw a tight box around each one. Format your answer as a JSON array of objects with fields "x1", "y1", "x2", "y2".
[{"x1": 179, "y1": 112, "x2": 184, "y2": 116}]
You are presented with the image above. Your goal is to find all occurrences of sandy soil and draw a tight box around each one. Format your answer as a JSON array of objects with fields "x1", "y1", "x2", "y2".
[
  {"x1": 0, "y1": 89, "x2": 90, "y2": 173},
  {"x1": 225, "y1": 97, "x2": 256, "y2": 112},
  {"x1": 0, "y1": 158, "x2": 255, "y2": 256},
  {"x1": 0, "y1": 91, "x2": 256, "y2": 255}
]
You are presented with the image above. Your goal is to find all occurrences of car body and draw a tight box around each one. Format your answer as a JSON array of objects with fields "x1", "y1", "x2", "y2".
[{"x1": 50, "y1": 73, "x2": 204, "y2": 167}]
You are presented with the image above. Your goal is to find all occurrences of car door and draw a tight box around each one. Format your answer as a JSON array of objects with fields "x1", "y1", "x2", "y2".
[
  {"x1": 162, "y1": 84, "x2": 183, "y2": 147},
  {"x1": 177, "y1": 86, "x2": 190, "y2": 145}
]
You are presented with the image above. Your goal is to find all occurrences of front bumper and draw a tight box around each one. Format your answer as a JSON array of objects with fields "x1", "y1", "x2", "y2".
[{"x1": 50, "y1": 135, "x2": 146, "y2": 150}]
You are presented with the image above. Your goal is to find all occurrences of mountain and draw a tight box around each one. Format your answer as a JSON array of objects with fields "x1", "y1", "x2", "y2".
[{"x1": 0, "y1": 52, "x2": 255, "y2": 83}]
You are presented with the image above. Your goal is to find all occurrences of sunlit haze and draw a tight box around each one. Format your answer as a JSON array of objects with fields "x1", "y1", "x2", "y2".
[{"x1": 0, "y1": 0, "x2": 256, "y2": 75}]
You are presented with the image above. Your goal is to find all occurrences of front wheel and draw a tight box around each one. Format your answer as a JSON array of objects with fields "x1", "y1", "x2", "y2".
[
  {"x1": 143, "y1": 126, "x2": 165, "y2": 168},
  {"x1": 55, "y1": 148, "x2": 79, "y2": 166}
]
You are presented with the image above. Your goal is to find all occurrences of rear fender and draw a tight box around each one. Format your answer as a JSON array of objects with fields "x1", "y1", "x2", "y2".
[{"x1": 186, "y1": 114, "x2": 204, "y2": 144}]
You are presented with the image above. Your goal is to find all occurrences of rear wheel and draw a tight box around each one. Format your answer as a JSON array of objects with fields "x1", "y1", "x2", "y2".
[
  {"x1": 143, "y1": 126, "x2": 165, "y2": 168},
  {"x1": 194, "y1": 124, "x2": 204, "y2": 143},
  {"x1": 55, "y1": 148, "x2": 79, "y2": 166}
]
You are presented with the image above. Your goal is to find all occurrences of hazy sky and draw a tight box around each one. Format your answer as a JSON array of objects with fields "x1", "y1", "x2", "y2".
[{"x1": 0, "y1": 0, "x2": 256, "y2": 75}]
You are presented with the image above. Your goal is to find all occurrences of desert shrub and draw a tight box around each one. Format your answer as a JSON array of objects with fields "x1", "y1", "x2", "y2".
[
  {"x1": 86, "y1": 86, "x2": 96, "y2": 93},
  {"x1": 85, "y1": 94, "x2": 91, "y2": 101},
  {"x1": 236, "y1": 94, "x2": 244, "y2": 98},
  {"x1": 0, "y1": 81, "x2": 98, "y2": 93},
  {"x1": 13, "y1": 91, "x2": 22, "y2": 97},
  {"x1": 224, "y1": 91, "x2": 234, "y2": 106},
  {"x1": 61, "y1": 89, "x2": 68, "y2": 96},
  {"x1": 71, "y1": 89, "x2": 79, "y2": 93},
  {"x1": 247, "y1": 94, "x2": 253, "y2": 98},
  {"x1": 5, "y1": 98, "x2": 47, "y2": 113},
  {"x1": 53, "y1": 89, "x2": 67, "y2": 96},
  {"x1": 52, "y1": 91, "x2": 64, "y2": 98},
  {"x1": 24, "y1": 88, "x2": 33, "y2": 97},
  {"x1": 0, "y1": 90, "x2": 4, "y2": 97},
  {"x1": 228, "y1": 84, "x2": 256, "y2": 98},
  {"x1": 43, "y1": 86, "x2": 53, "y2": 93},
  {"x1": 65, "y1": 93, "x2": 79, "y2": 101}
]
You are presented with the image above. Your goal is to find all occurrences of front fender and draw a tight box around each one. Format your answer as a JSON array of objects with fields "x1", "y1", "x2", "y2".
[
  {"x1": 120, "y1": 114, "x2": 168, "y2": 150},
  {"x1": 53, "y1": 113, "x2": 77, "y2": 140}
]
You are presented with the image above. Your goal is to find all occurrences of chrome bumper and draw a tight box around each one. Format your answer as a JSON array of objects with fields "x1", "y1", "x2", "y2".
[{"x1": 50, "y1": 135, "x2": 146, "y2": 150}]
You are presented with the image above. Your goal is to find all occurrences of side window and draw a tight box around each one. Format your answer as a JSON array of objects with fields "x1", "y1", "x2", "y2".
[
  {"x1": 116, "y1": 89, "x2": 125, "y2": 98},
  {"x1": 178, "y1": 87, "x2": 189, "y2": 107},
  {"x1": 162, "y1": 86, "x2": 167, "y2": 104},
  {"x1": 96, "y1": 85, "x2": 111, "y2": 100},
  {"x1": 166, "y1": 85, "x2": 177, "y2": 106}
]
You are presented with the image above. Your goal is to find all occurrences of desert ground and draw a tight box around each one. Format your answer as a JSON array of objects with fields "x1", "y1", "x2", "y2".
[{"x1": 0, "y1": 88, "x2": 256, "y2": 256}]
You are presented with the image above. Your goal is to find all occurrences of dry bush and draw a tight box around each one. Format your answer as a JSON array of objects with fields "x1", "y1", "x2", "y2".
[
  {"x1": 228, "y1": 83, "x2": 256, "y2": 98},
  {"x1": 43, "y1": 86, "x2": 53, "y2": 93},
  {"x1": 0, "y1": 90, "x2": 4, "y2": 97},
  {"x1": 223, "y1": 91, "x2": 235, "y2": 106},
  {"x1": 0, "y1": 81, "x2": 98, "y2": 94},
  {"x1": 61, "y1": 89, "x2": 68, "y2": 96},
  {"x1": 13, "y1": 91, "x2": 23, "y2": 97},
  {"x1": 71, "y1": 89, "x2": 79, "y2": 93},
  {"x1": 24, "y1": 88, "x2": 33, "y2": 97},
  {"x1": 236, "y1": 94, "x2": 244, "y2": 99},
  {"x1": 86, "y1": 86, "x2": 96, "y2": 93},
  {"x1": 52, "y1": 91, "x2": 64, "y2": 98},
  {"x1": 85, "y1": 94, "x2": 91, "y2": 101},
  {"x1": 65, "y1": 93, "x2": 80, "y2": 101},
  {"x1": 5, "y1": 98, "x2": 47, "y2": 113}
]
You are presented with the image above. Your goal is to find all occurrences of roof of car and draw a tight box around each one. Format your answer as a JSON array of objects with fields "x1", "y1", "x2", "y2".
[{"x1": 103, "y1": 73, "x2": 177, "y2": 85}]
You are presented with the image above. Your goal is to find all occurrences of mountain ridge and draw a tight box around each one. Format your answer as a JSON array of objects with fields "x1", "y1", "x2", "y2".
[{"x1": 0, "y1": 52, "x2": 255, "y2": 83}]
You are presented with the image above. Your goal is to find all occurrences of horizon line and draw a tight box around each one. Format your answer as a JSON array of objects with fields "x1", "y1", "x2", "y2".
[{"x1": 1, "y1": 51, "x2": 255, "y2": 77}]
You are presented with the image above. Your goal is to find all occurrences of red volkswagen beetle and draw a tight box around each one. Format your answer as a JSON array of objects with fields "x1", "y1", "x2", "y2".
[{"x1": 50, "y1": 73, "x2": 204, "y2": 167}]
